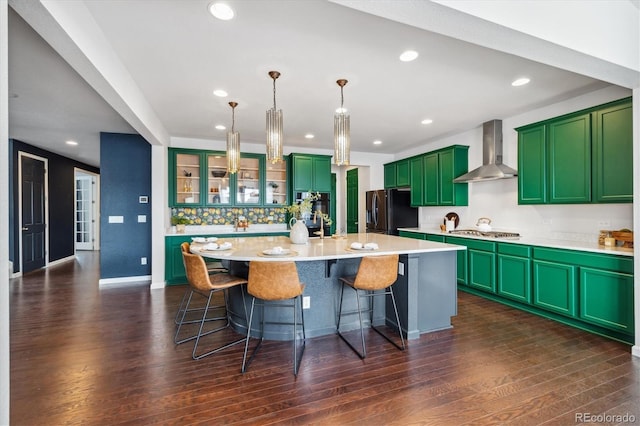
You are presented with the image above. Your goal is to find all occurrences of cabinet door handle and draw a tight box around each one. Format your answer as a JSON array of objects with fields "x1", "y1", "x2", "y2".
[{"x1": 22, "y1": 227, "x2": 28, "y2": 231}]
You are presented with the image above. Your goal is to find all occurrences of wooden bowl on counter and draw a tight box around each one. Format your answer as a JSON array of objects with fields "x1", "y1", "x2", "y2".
[{"x1": 611, "y1": 230, "x2": 633, "y2": 248}]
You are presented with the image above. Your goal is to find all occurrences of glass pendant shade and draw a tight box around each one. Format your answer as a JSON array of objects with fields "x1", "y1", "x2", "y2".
[
  {"x1": 266, "y1": 107, "x2": 283, "y2": 164},
  {"x1": 226, "y1": 102, "x2": 240, "y2": 174},
  {"x1": 334, "y1": 79, "x2": 350, "y2": 166},
  {"x1": 266, "y1": 71, "x2": 283, "y2": 164},
  {"x1": 334, "y1": 113, "x2": 350, "y2": 166}
]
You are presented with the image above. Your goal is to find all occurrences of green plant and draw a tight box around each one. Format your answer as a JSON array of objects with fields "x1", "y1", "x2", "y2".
[
  {"x1": 171, "y1": 215, "x2": 191, "y2": 225},
  {"x1": 287, "y1": 192, "x2": 332, "y2": 226}
]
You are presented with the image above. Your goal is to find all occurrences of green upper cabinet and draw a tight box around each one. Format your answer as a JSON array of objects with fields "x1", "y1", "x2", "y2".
[
  {"x1": 548, "y1": 113, "x2": 591, "y2": 203},
  {"x1": 169, "y1": 148, "x2": 286, "y2": 207},
  {"x1": 170, "y1": 149, "x2": 204, "y2": 206},
  {"x1": 593, "y1": 99, "x2": 633, "y2": 203},
  {"x1": 384, "y1": 159, "x2": 410, "y2": 188},
  {"x1": 290, "y1": 153, "x2": 331, "y2": 192},
  {"x1": 422, "y1": 145, "x2": 469, "y2": 206},
  {"x1": 516, "y1": 97, "x2": 632, "y2": 205},
  {"x1": 409, "y1": 156, "x2": 424, "y2": 206},
  {"x1": 384, "y1": 163, "x2": 396, "y2": 188},
  {"x1": 517, "y1": 125, "x2": 546, "y2": 204}
]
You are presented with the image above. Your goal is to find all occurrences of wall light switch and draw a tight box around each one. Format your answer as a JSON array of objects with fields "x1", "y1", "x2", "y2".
[
  {"x1": 108, "y1": 216, "x2": 124, "y2": 223},
  {"x1": 141, "y1": 257, "x2": 147, "y2": 265},
  {"x1": 398, "y1": 262, "x2": 405, "y2": 276},
  {"x1": 138, "y1": 215, "x2": 147, "y2": 223},
  {"x1": 303, "y1": 296, "x2": 310, "y2": 309}
]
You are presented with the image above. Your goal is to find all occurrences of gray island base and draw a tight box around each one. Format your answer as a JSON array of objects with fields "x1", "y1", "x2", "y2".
[{"x1": 192, "y1": 234, "x2": 463, "y2": 341}]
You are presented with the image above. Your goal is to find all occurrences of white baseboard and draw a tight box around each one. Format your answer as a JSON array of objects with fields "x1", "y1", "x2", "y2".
[
  {"x1": 150, "y1": 280, "x2": 167, "y2": 290},
  {"x1": 99, "y1": 275, "x2": 151, "y2": 288},
  {"x1": 632, "y1": 345, "x2": 640, "y2": 358},
  {"x1": 48, "y1": 255, "x2": 76, "y2": 268}
]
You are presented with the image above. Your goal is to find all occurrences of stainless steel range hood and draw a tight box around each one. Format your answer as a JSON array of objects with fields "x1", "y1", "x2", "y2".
[{"x1": 453, "y1": 120, "x2": 517, "y2": 182}]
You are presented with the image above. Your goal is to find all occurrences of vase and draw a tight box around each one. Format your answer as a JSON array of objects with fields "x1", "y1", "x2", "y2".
[{"x1": 289, "y1": 217, "x2": 309, "y2": 245}]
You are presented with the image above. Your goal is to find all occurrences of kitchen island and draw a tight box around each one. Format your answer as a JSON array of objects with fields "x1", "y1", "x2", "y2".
[{"x1": 191, "y1": 233, "x2": 465, "y2": 340}]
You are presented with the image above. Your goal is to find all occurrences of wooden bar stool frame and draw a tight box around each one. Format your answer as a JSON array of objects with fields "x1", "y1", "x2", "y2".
[
  {"x1": 175, "y1": 249, "x2": 249, "y2": 360},
  {"x1": 242, "y1": 261, "x2": 306, "y2": 376},
  {"x1": 336, "y1": 254, "x2": 406, "y2": 359}
]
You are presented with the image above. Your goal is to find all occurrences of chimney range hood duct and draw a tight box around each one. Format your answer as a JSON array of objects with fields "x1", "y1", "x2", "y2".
[{"x1": 453, "y1": 119, "x2": 518, "y2": 182}]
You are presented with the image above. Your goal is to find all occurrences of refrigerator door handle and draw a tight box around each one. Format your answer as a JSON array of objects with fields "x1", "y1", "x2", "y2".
[{"x1": 372, "y1": 192, "x2": 378, "y2": 227}]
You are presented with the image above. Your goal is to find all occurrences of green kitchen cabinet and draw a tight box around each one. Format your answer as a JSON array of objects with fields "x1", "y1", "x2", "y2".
[
  {"x1": 384, "y1": 159, "x2": 410, "y2": 188},
  {"x1": 422, "y1": 146, "x2": 469, "y2": 206},
  {"x1": 468, "y1": 240, "x2": 496, "y2": 293},
  {"x1": 445, "y1": 236, "x2": 471, "y2": 286},
  {"x1": 547, "y1": 113, "x2": 591, "y2": 203},
  {"x1": 398, "y1": 230, "x2": 426, "y2": 240},
  {"x1": 169, "y1": 149, "x2": 204, "y2": 206},
  {"x1": 517, "y1": 124, "x2": 546, "y2": 204},
  {"x1": 579, "y1": 267, "x2": 634, "y2": 334},
  {"x1": 409, "y1": 156, "x2": 424, "y2": 206},
  {"x1": 426, "y1": 234, "x2": 445, "y2": 243},
  {"x1": 497, "y1": 243, "x2": 532, "y2": 303},
  {"x1": 384, "y1": 163, "x2": 396, "y2": 188},
  {"x1": 516, "y1": 97, "x2": 631, "y2": 205},
  {"x1": 593, "y1": 99, "x2": 633, "y2": 203},
  {"x1": 533, "y1": 259, "x2": 578, "y2": 317},
  {"x1": 290, "y1": 154, "x2": 331, "y2": 192}
]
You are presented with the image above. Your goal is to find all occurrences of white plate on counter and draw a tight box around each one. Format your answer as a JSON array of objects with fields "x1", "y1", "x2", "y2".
[{"x1": 261, "y1": 248, "x2": 293, "y2": 256}]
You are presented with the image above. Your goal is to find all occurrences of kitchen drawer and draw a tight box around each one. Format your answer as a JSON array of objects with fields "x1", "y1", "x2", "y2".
[
  {"x1": 533, "y1": 247, "x2": 633, "y2": 273},
  {"x1": 498, "y1": 242, "x2": 531, "y2": 257},
  {"x1": 446, "y1": 236, "x2": 495, "y2": 252}
]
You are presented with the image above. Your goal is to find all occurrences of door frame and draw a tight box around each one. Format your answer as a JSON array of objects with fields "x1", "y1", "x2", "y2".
[
  {"x1": 74, "y1": 168, "x2": 100, "y2": 251},
  {"x1": 18, "y1": 152, "x2": 49, "y2": 274}
]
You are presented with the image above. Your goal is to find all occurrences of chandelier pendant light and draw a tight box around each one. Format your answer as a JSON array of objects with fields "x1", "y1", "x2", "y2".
[
  {"x1": 227, "y1": 101, "x2": 240, "y2": 174},
  {"x1": 266, "y1": 71, "x2": 283, "y2": 164},
  {"x1": 334, "y1": 79, "x2": 350, "y2": 166}
]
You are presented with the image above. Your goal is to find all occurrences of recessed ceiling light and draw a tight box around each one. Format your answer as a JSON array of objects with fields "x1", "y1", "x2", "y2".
[
  {"x1": 399, "y1": 50, "x2": 419, "y2": 62},
  {"x1": 213, "y1": 89, "x2": 228, "y2": 97},
  {"x1": 208, "y1": 2, "x2": 234, "y2": 20},
  {"x1": 421, "y1": 119, "x2": 433, "y2": 125},
  {"x1": 373, "y1": 140, "x2": 382, "y2": 145},
  {"x1": 512, "y1": 77, "x2": 530, "y2": 87},
  {"x1": 215, "y1": 124, "x2": 226, "y2": 130},
  {"x1": 305, "y1": 134, "x2": 314, "y2": 139},
  {"x1": 65, "y1": 140, "x2": 78, "y2": 146}
]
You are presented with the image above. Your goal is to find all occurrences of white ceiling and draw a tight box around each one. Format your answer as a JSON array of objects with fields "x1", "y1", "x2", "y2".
[{"x1": 7, "y1": 1, "x2": 627, "y2": 168}]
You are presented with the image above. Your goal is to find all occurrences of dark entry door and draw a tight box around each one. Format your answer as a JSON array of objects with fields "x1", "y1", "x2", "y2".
[{"x1": 22, "y1": 156, "x2": 46, "y2": 273}]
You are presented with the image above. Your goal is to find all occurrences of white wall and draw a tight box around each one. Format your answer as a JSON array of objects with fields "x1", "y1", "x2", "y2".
[{"x1": 394, "y1": 85, "x2": 633, "y2": 240}]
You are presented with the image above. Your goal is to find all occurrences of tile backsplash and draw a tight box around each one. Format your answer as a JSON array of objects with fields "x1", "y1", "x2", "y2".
[{"x1": 171, "y1": 206, "x2": 288, "y2": 225}]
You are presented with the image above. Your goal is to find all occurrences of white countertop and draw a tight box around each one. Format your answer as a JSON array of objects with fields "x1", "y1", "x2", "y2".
[
  {"x1": 190, "y1": 233, "x2": 465, "y2": 262},
  {"x1": 167, "y1": 224, "x2": 288, "y2": 237},
  {"x1": 398, "y1": 228, "x2": 633, "y2": 257}
]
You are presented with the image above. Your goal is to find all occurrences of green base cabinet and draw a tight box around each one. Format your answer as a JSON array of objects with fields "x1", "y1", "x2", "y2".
[
  {"x1": 469, "y1": 249, "x2": 496, "y2": 292},
  {"x1": 533, "y1": 260, "x2": 578, "y2": 317},
  {"x1": 579, "y1": 267, "x2": 634, "y2": 333},
  {"x1": 446, "y1": 236, "x2": 472, "y2": 286},
  {"x1": 497, "y1": 243, "x2": 532, "y2": 303},
  {"x1": 398, "y1": 230, "x2": 426, "y2": 240}
]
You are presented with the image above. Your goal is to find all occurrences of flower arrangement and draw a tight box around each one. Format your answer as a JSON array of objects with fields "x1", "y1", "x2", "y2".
[{"x1": 287, "y1": 192, "x2": 332, "y2": 226}]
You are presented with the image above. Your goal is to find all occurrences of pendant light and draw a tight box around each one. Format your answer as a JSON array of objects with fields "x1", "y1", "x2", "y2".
[
  {"x1": 266, "y1": 71, "x2": 283, "y2": 164},
  {"x1": 334, "y1": 79, "x2": 350, "y2": 166},
  {"x1": 226, "y1": 101, "x2": 240, "y2": 174}
]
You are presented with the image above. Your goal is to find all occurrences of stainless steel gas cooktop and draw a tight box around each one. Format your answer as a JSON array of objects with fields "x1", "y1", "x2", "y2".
[{"x1": 448, "y1": 229, "x2": 520, "y2": 239}]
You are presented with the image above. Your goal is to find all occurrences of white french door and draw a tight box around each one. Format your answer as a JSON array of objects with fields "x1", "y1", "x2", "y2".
[{"x1": 75, "y1": 170, "x2": 99, "y2": 250}]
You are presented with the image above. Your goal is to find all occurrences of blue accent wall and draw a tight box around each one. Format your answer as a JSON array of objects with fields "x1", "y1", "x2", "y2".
[{"x1": 99, "y1": 133, "x2": 151, "y2": 279}]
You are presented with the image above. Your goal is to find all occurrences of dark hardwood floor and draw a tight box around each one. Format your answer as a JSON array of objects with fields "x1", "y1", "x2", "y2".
[{"x1": 10, "y1": 251, "x2": 639, "y2": 425}]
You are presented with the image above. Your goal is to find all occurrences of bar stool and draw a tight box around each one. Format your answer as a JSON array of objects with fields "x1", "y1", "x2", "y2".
[
  {"x1": 174, "y1": 242, "x2": 227, "y2": 326},
  {"x1": 336, "y1": 254, "x2": 405, "y2": 359},
  {"x1": 242, "y1": 261, "x2": 306, "y2": 376},
  {"x1": 175, "y1": 249, "x2": 248, "y2": 360}
]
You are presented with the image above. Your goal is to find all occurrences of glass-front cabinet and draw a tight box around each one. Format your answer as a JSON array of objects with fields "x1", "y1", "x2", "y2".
[
  {"x1": 169, "y1": 148, "x2": 285, "y2": 207},
  {"x1": 265, "y1": 160, "x2": 287, "y2": 205},
  {"x1": 236, "y1": 155, "x2": 262, "y2": 205},
  {"x1": 172, "y1": 152, "x2": 201, "y2": 205},
  {"x1": 206, "y1": 153, "x2": 231, "y2": 205}
]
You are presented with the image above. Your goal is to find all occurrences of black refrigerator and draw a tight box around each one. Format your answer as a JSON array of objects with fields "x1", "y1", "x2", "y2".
[{"x1": 365, "y1": 189, "x2": 418, "y2": 235}]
